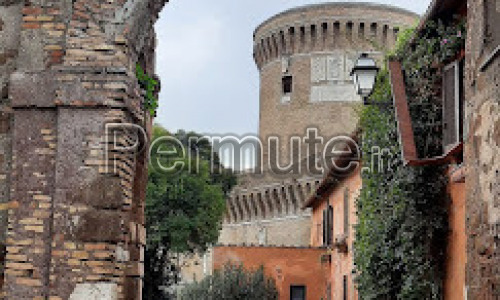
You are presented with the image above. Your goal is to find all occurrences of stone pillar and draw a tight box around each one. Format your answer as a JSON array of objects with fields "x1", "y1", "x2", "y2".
[
  {"x1": 0, "y1": 1, "x2": 22, "y2": 296},
  {"x1": 0, "y1": 0, "x2": 168, "y2": 298}
]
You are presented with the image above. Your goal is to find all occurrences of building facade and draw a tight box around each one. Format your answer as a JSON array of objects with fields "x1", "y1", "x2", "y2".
[
  {"x1": 213, "y1": 245, "x2": 330, "y2": 300},
  {"x1": 304, "y1": 166, "x2": 361, "y2": 300}
]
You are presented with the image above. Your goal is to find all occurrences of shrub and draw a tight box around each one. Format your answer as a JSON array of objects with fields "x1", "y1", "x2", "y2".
[{"x1": 180, "y1": 264, "x2": 278, "y2": 300}]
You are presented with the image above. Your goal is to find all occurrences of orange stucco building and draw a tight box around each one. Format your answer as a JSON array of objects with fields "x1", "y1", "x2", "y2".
[
  {"x1": 213, "y1": 246, "x2": 330, "y2": 300},
  {"x1": 305, "y1": 166, "x2": 361, "y2": 300}
]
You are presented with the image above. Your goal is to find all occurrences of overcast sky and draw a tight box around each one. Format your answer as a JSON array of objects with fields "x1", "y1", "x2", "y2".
[{"x1": 154, "y1": 0, "x2": 431, "y2": 136}]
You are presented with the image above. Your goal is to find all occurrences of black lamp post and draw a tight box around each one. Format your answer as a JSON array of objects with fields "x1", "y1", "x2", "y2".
[{"x1": 350, "y1": 53, "x2": 382, "y2": 106}]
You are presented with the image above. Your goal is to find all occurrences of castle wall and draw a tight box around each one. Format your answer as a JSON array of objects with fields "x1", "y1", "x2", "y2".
[{"x1": 219, "y1": 215, "x2": 311, "y2": 247}]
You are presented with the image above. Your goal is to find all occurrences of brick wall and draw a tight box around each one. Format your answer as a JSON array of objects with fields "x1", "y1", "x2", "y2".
[
  {"x1": 0, "y1": 0, "x2": 168, "y2": 299},
  {"x1": 0, "y1": 1, "x2": 22, "y2": 297}
]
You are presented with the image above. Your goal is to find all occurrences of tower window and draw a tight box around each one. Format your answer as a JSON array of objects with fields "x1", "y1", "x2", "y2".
[
  {"x1": 359, "y1": 23, "x2": 365, "y2": 39},
  {"x1": 282, "y1": 76, "x2": 293, "y2": 95},
  {"x1": 370, "y1": 23, "x2": 377, "y2": 37},
  {"x1": 346, "y1": 22, "x2": 353, "y2": 39}
]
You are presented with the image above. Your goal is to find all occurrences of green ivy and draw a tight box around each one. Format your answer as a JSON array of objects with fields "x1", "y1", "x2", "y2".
[
  {"x1": 400, "y1": 18, "x2": 466, "y2": 158},
  {"x1": 353, "y1": 17, "x2": 466, "y2": 299},
  {"x1": 136, "y1": 63, "x2": 159, "y2": 117}
]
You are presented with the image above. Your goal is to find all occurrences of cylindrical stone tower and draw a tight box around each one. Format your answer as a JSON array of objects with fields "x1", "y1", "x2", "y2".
[{"x1": 253, "y1": 2, "x2": 418, "y2": 169}]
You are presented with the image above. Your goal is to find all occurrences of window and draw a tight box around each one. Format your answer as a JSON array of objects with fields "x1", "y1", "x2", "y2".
[
  {"x1": 282, "y1": 76, "x2": 293, "y2": 103},
  {"x1": 282, "y1": 76, "x2": 293, "y2": 94},
  {"x1": 322, "y1": 209, "x2": 327, "y2": 245},
  {"x1": 485, "y1": 0, "x2": 500, "y2": 51},
  {"x1": 344, "y1": 188, "x2": 349, "y2": 236},
  {"x1": 346, "y1": 22, "x2": 353, "y2": 39},
  {"x1": 382, "y1": 25, "x2": 389, "y2": 43},
  {"x1": 359, "y1": 23, "x2": 365, "y2": 39},
  {"x1": 300, "y1": 26, "x2": 306, "y2": 47},
  {"x1": 322, "y1": 22, "x2": 328, "y2": 43},
  {"x1": 333, "y1": 22, "x2": 340, "y2": 36},
  {"x1": 370, "y1": 23, "x2": 377, "y2": 37},
  {"x1": 328, "y1": 205, "x2": 333, "y2": 245},
  {"x1": 343, "y1": 276, "x2": 348, "y2": 300},
  {"x1": 311, "y1": 24, "x2": 317, "y2": 47},
  {"x1": 393, "y1": 27, "x2": 400, "y2": 40},
  {"x1": 322, "y1": 205, "x2": 333, "y2": 246},
  {"x1": 442, "y1": 59, "x2": 464, "y2": 152},
  {"x1": 290, "y1": 285, "x2": 306, "y2": 300}
]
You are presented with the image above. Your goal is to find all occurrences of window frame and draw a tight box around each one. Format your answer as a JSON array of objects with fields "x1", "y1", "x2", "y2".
[
  {"x1": 442, "y1": 59, "x2": 464, "y2": 153},
  {"x1": 344, "y1": 187, "x2": 350, "y2": 236},
  {"x1": 290, "y1": 285, "x2": 307, "y2": 300}
]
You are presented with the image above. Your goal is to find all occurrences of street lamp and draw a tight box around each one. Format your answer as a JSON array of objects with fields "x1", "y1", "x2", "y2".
[{"x1": 350, "y1": 53, "x2": 380, "y2": 105}]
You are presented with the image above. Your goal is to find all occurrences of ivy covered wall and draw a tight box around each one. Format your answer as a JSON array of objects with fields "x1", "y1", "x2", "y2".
[{"x1": 354, "y1": 18, "x2": 466, "y2": 299}]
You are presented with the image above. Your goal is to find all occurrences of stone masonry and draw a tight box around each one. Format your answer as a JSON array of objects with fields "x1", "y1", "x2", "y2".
[
  {"x1": 465, "y1": 0, "x2": 500, "y2": 298},
  {"x1": 0, "y1": 0, "x2": 168, "y2": 299}
]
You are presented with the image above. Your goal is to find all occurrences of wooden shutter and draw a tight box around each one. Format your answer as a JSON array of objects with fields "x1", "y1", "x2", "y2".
[
  {"x1": 343, "y1": 276, "x2": 348, "y2": 300},
  {"x1": 322, "y1": 209, "x2": 327, "y2": 246},
  {"x1": 442, "y1": 61, "x2": 459, "y2": 152},
  {"x1": 485, "y1": 0, "x2": 500, "y2": 51},
  {"x1": 344, "y1": 188, "x2": 349, "y2": 236},
  {"x1": 327, "y1": 205, "x2": 334, "y2": 246}
]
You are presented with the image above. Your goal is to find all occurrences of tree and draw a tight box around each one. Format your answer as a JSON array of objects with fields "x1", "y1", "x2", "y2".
[
  {"x1": 180, "y1": 264, "x2": 278, "y2": 300},
  {"x1": 144, "y1": 125, "x2": 237, "y2": 299}
]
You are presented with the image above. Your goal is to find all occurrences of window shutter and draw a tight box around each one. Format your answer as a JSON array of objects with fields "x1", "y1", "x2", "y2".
[
  {"x1": 344, "y1": 188, "x2": 349, "y2": 236},
  {"x1": 343, "y1": 275, "x2": 348, "y2": 300},
  {"x1": 322, "y1": 209, "x2": 327, "y2": 246},
  {"x1": 327, "y1": 205, "x2": 334, "y2": 246},
  {"x1": 485, "y1": 1, "x2": 500, "y2": 51},
  {"x1": 442, "y1": 61, "x2": 459, "y2": 152}
]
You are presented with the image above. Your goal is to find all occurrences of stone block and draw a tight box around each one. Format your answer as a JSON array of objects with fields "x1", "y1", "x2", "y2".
[
  {"x1": 75, "y1": 210, "x2": 123, "y2": 243},
  {"x1": 9, "y1": 71, "x2": 56, "y2": 107},
  {"x1": 69, "y1": 282, "x2": 118, "y2": 300}
]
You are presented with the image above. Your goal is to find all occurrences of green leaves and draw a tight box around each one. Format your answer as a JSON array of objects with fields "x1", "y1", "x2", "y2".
[
  {"x1": 180, "y1": 264, "x2": 279, "y2": 300},
  {"x1": 144, "y1": 125, "x2": 238, "y2": 299},
  {"x1": 399, "y1": 18, "x2": 466, "y2": 158},
  {"x1": 354, "y1": 62, "x2": 448, "y2": 299},
  {"x1": 136, "y1": 63, "x2": 159, "y2": 117}
]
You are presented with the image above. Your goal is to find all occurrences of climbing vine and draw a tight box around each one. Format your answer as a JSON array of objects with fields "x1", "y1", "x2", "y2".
[
  {"x1": 396, "y1": 18, "x2": 466, "y2": 157},
  {"x1": 136, "y1": 63, "x2": 159, "y2": 117},
  {"x1": 354, "y1": 17, "x2": 465, "y2": 300}
]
